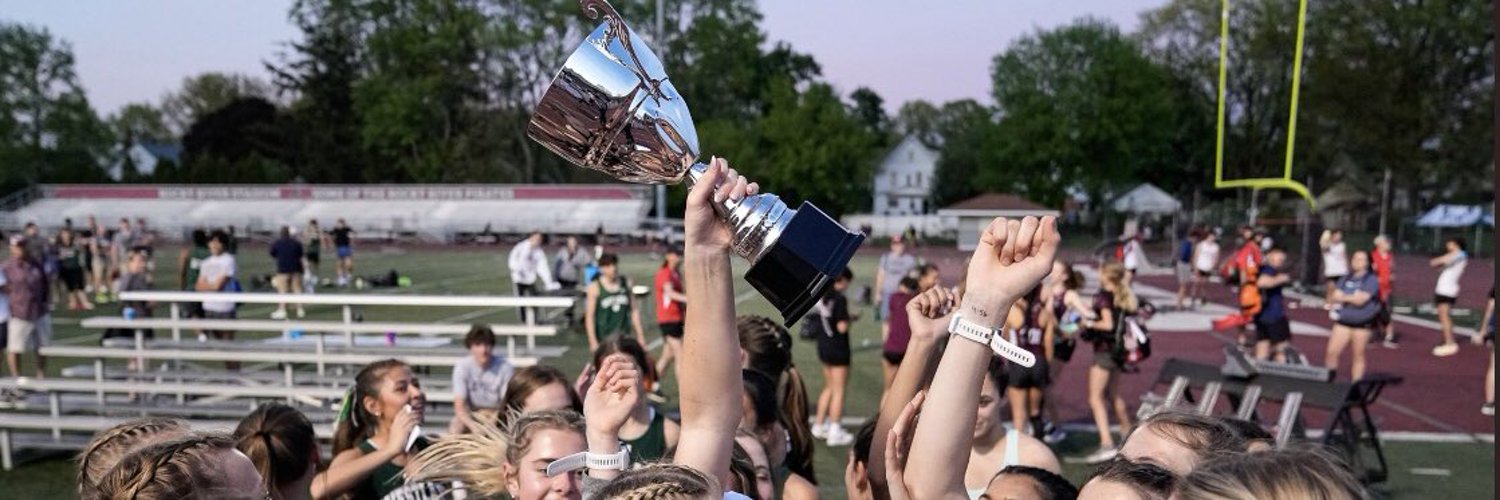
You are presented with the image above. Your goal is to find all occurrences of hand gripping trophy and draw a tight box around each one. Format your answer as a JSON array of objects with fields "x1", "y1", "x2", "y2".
[{"x1": 528, "y1": 0, "x2": 865, "y2": 325}]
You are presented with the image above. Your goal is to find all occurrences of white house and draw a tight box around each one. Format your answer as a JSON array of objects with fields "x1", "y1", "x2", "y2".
[
  {"x1": 871, "y1": 135, "x2": 939, "y2": 216},
  {"x1": 107, "y1": 141, "x2": 181, "y2": 181}
]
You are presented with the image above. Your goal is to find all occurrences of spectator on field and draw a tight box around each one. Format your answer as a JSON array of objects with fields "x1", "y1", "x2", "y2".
[
  {"x1": 881, "y1": 276, "x2": 918, "y2": 391},
  {"x1": 4, "y1": 234, "x2": 51, "y2": 380},
  {"x1": 89, "y1": 433, "x2": 265, "y2": 500},
  {"x1": 269, "y1": 226, "x2": 306, "y2": 320},
  {"x1": 1372, "y1": 235, "x2": 1398, "y2": 348},
  {"x1": 449, "y1": 325, "x2": 516, "y2": 435},
  {"x1": 508, "y1": 230, "x2": 556, "y2": 325},
  {"x1": 320, "y1": 359, "x2": 429, "y2": 499},
  {"x1": 1006, "y1": 286, "x2": 1054, "y2": 440},
  {"x1": 1325, "y1": 251, "x2": 1380, "y2": 381},
  {"x1": 55, "y1": 228, "x2": 92, "y2": 311},
  {"x1": 76, "y1": 417, "x2": 192, "y2": 494},
  {"x1": 874, "y1": 234, "x2": 917, "y2": 342},
  {"x1": 812, "y1": 267, "x2": 856, "y2": 447},
  {"x1": 87, "y1": 216, "x2": 109, "y2": 303},
  {"x1": 553, "y1": 235, "x2": 594, "y2": 290},
  {"x1": 1188, "y1": 231, "x2": 1220, "y2": 309},
  {"x1": 177, "y1": 229, "x2": 211, "y2": 321},
  {"x1": 106, "y1": 253, "x2": 156, "y2": 362},
  {"x1": 1254, "y1": 249, "x2": 1294, "y2": 362},
  {"x1": 1320, "y1": 230, "x2": 1349, "y2": 304},
  {"x1": 196, "y1": 231, "x2": 239, "y2": 370},
  {"x1": 107, "y1": 218, "x2": 133, "y2": 300},
  {"x1": 1476, "y1": 288, "x2": 1495, "y2": 416},
  {"x1": 235, "y1": 403, "x2": 321, "y2": 500},
  {"x1": 652, "y1": 244, "x2": 687, "y2": 388},
  {"x1": 1175, "y1": 228, "x2": 1200, "y2": 309},
  {"x1": 330, "y1": 219, "x2": 355, "y2": 287},
  {"x1": 303, "y1": 219, "x2": 326, "y2": 291},
  {"x1": 584, "y1": 253, "x2": 645, "y2": 352},
  {"x1": 1078, "y1": 262, "x2": 1138, "y2": 464},
  {"x1": 1430, "y1": 237, "x2": 1469, "y2": 357}
]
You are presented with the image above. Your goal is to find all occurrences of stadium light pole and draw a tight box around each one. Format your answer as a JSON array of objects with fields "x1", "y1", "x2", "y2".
[{"x1": 654, "y1": 0, "x2": 668, "y2": 243}]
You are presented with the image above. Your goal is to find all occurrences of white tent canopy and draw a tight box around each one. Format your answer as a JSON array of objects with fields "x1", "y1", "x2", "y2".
[
  {"x1": 1415, "y1": 204, "x2": 1493, "y2": 228},
  {"x1": 1110, "y1": 183, "x2": 1181, "y2": 214}
]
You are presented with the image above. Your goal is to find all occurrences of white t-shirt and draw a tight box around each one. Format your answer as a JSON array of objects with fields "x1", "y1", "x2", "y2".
[
  {"x1": 1122, "y1": 239, "x2": 1143, "y2": 270},
  {"x1": 1322, "y1": 242, "x2": 1349, "y2": 278},
  {"x1": 198, "y1": 253, "x2": 237, "y2": 313},
  {"x1": 1194, "y1": 241, "x2": 1220, "y2": 272},
  {"x1": 1435, "y1": 251, "x2": 1468, "y2": 297}
]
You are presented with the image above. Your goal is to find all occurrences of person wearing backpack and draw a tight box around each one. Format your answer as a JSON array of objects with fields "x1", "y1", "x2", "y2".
[
  {"x1": 1254, "y1": 249, "x2": 1294, "y2": 362},
  {"x1": 1323, "y1": 251, "x2": 1380, "y2": 381},
  {"x1": 1076, "y1": 262, "x2": 1137, "y2": 464}
]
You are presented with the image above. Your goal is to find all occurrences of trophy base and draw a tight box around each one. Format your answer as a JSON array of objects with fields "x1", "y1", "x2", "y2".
[{"x1": 744, "y1": 201, "x2": 866, "y2": 327}]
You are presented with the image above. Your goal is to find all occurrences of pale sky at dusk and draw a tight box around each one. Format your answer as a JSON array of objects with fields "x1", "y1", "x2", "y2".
[{"x1": 0, "y1": 0, "x2": 1163, "y2": 115}]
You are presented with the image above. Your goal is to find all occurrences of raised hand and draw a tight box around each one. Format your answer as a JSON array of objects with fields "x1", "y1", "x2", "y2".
[
  {"x1": 684, "y1": 157, "x2": 759, "y2": 255},
  {"x1": 584, "y1": 354, "x2": 641, "y2": 438},
  {"x1": 961, "y1": 216, "x2": 1061, "y2": 326},
  {"x1": 384, "y1": 404, "x2": 419, "y2": 457},
  {"x1": 906, "y1": 285, "x2": 959, "y2": 342},
  {"x1": 886, "y1": 390, "x2": 926, "y2": 500}
]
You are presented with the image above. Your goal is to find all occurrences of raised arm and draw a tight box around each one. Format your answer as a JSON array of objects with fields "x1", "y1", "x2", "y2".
[
  {"x1": 582, "y1": 354, "x2": 641, "y2": 481},
  {"x1": 868, "y1": 285, "x2": 957, "y2": 491},
  {"x1": 675, "y1": 158, "x2": 758, "y2": 484},
  {"x1": 904, "y1": 216, "x2": 1060, "y2": 500}
]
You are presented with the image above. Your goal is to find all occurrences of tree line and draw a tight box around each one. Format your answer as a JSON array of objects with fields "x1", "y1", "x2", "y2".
[{"x1": 0, "y1": 0, "x2": 1490, "y2": 220}]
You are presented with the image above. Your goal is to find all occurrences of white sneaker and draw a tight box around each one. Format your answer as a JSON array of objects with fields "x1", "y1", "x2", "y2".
[
  {"x1": 271, "y1": 309, "x2": 287, "y2": 320},
  {"x1": 296, "y1": 308, "x2": 306, "y2": 318},
  {"x1": 825, "y1": 425, "x2": 854, "y2": 446},
  {"x1": 811, "y1": 421, "x2": 828, "y2": 440},
  {"x1": 1432, "y1": 343, "x2": 1459, "y2": 357}
]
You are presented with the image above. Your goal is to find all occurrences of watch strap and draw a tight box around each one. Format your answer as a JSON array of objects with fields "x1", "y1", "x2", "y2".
[
  {"x1": 989, "y1": 334, "x2": 1037, "y2": 368},
  {"x1": 947, "y1": 314, "x2": 995, "y2": 346},
  {"x1": 546, "y1": 448, "x2": 631, "y2": 477}
]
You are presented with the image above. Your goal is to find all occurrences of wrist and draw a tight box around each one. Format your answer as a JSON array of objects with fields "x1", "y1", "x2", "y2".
[
  {"x1": 958, "y1": 295, "x2": 1010, "y2": 329},
  {"x1": 587, "y1": 429, "x2": 623, "y2": 451}
]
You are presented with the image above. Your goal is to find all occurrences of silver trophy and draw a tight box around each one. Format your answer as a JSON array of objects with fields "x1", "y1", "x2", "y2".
[{"x1": 528, "y1": 0, "x2": 864, "y2": 325}]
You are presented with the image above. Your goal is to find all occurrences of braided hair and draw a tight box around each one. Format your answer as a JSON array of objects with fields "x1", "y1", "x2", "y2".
[
  {"x1": 76, "y1": 417, "x2": 192, "y2": 493},
  {"x1": 234, "y1": 403, "x2": 316, "y2": 500},
  {"x1": 595, "y1": 463, "x2": 717, "y2": 500},
  {"x1": 87, "y1": 433, "x2": 244, "y2": 500}
]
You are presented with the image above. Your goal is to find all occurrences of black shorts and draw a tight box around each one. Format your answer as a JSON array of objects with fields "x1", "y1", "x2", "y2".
[
  {"x1": 1254, "y1": 317, "x2": 1292, "y2": 343},
  {"x1": 1195, "y1": 269, "x2": 1213, "y2": 278},
  {"x1": 305, "y1": 251, "x2": 320, "y2": 265},
  {"x1": 882, "y1": 350, "x2": 905, "y2": 365},
  {"x1": 1325, "y1": 275, "x2": 1346, "y2": 285},
  {"x1": 817, "y1": 335, "x2": 851, "y2": 366},
  {"x1": 1092, "y1": 350, "x2": 1120, "y2": 372},
  {"x1": 1377, "y1": 298, "x2": 1392, "y2": 325},
  {"x1": 181, "y1": 299, "x2": 205, "y2": 319},
  {"x1": 1007, "y1": 356, "x2": 1050, "y2": 389},
  {"x1": 659, "y1": 322, "x2": 683, "y2": 339},
  {"x1": 60, "y1": 267, "x2": 85, "y2": 291},
  {"x1": 1434, "y1": 294, "x2": 1458, "y2": 306}
]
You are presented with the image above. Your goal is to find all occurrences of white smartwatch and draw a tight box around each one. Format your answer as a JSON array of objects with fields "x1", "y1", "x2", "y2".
[
  {"x1": 546, "y1": 449, "x2": 631, "y2": 477},
  {"x1": 947, "y1": 314, "x2": 1037, "y2": 368}
]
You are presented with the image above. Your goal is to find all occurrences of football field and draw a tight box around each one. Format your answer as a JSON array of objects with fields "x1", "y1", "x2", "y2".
[{"x1": 0, "y1": 243, "x2": 1491, "y2": 498}]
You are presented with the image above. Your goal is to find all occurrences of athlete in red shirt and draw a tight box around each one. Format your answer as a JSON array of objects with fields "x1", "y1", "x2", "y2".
[
  {"x1": 653, "y1": 245, "x2": 687, "y2": 380},
  {"x1": 1372, "y1": 236, "x2": 1397, "y2": 347}
]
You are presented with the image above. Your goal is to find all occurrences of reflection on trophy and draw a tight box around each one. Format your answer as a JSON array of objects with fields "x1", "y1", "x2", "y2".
[{"x1": 528, "y1": 0, "x2": 865, "y2": 325}]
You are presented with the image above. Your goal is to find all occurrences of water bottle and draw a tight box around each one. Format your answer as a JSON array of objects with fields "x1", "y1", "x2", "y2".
[
  {"x1": 289, "y1": 329, "x2": 303, "y2": 340},
  {"x1": 123, "y1": 307, "x2": 137, "y2": 320}
]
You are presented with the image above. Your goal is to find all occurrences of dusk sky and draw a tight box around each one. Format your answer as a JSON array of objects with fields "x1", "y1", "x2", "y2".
[{"x1": 0, "y1": 0, "x2": 1163, "y2": 115}]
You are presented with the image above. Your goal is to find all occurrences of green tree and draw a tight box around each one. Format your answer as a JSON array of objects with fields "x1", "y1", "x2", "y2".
[
  {"x1": 161, "y1": 72, "x2": 272, "y2": 134},
  {"x1": 929, "y1": 99, "x2": 993, "y2": 208},
  {"x1": 108, "y1": 102, "x2": 172, "y2": 143},
  {"x1": 270, "y1": 0, "x2": 368, "y2": 182},
  {"x1": 984, "y1": 17, "x2": 1202, "y2": 207},
  {"x1": 0, "y1": 22, "x2": 114, "y2": 187},
  {"x1": 752, "y1": 80, "x2": 882, "y2": 217},
  {"x1": 895, "y1": 99, "x2": 941, "y2": 148}
]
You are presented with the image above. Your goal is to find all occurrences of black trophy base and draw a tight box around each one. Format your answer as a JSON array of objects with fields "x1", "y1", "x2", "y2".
[{"x1": 744, "y1": 201, "x2": 866, "y2": 326}]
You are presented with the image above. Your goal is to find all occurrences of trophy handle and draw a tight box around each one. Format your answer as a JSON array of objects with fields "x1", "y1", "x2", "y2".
[{"x1": 581, "y1": 0, "x2": 662, "y2": 96}]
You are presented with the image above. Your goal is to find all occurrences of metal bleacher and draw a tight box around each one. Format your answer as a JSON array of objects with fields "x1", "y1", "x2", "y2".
[{"x1": 0, "y1": 290, "x2": 576, "y2": 470}]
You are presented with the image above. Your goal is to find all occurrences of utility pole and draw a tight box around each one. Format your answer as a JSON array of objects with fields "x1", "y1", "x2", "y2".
[
  {"x1": 1377, "y1": 167, "x2": 1392, "y2": 236},
  {"x1": 654, "y1": 0, "x2": 668, "y2": 243}
]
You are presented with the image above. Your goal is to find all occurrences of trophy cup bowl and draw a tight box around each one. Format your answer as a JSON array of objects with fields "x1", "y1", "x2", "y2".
[{"x1": 527, "y1": 0, "x2": 865, "y2": 325}]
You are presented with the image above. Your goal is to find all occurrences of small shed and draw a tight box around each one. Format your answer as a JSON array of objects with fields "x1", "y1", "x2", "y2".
[
  {"x1": 938, "y1": 193, "x2": 1060, "y2": 251},
  {"x1": 1110, "y1": 183, "x2": 1181, "y2": 215}
]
